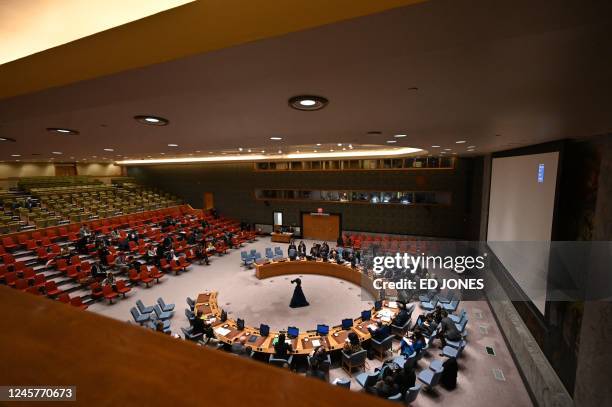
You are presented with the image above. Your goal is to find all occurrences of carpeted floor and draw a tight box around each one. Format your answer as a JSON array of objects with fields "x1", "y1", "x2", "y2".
[{"x1": 89, "y1": 236, "x2": 533, "y2": 407}]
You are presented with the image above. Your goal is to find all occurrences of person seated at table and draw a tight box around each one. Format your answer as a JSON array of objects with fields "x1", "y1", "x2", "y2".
[
  {"x1": 309, "y1": 244, "x2": 320, "y2": 259},
  {"x1": 297, "y1": 241, "x2": 307, "y2": 258},
  {"x1": 288, "y1": 240, "x2": 297, "y2": 252},
  {"x1": 368, "y1": 320, "x2": 391, "y2": 342},
  {"x1": 91, "y1": 262, "x2": 105, "y2": 280},
  {"x1": 306, "y1": 356, "x2": 327, "y2": 381},
  {"x1": 115, "y1": 252, "x2": 129, "y2": 273},
  {"x1": 109, "y1": 229, "x2": 119, "y2": 242},
  {"x1": 145, "y1": 247, "x2": 156, "y2": 264},
  {"x1": 98, "y1": 246, "x2": 110, "y2": 266},
  {"x1": 328, "y1": 248, "x2": 338, "y2": 262},
  {"x1": 310, "y1": 346, "x2": 328, "y2": 366},
  {"x1": 162, "y1": 235, "x2": 173, "y2": 249},
  {"x1": 231, "y1": 336, "x2": 251, "y2": 357},
  {"x1": 400, "y1": 330, "x2": 426, "y2": 357},
  {"x1": 206, "y1": 241, "x2": 216, "y2": 254},
  {"x1": 274, "y1": 333, "x2": 293, "y2": 360},
  {"x1": 343, "y1": 332, "x2": 362, "y2": 355},
  {"x1": 320, "y1": 242, "x2": 330, "y2": 261},
  {"x1": 102, "y1": 271, "x2": 116, "y2": 290},
  {"x1": 391, "y1": 303, "x2": 410, "y2": 327}
]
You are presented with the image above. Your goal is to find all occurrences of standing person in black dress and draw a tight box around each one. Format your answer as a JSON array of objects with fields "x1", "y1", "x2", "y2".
[{"x1": 289, "y1": 278, "x2": 309, "y2": 308}]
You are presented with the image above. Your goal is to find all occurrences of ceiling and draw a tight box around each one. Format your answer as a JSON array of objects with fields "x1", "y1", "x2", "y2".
[
  {"x1": 0, "y1": 0, "x2": 611, "y2": 164},
  {"x1": 0, "y1": 0, "x2": 194, "y2": 65}
]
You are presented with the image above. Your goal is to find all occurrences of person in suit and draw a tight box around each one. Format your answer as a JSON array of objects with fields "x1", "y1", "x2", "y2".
[
  {"x1": 343, "y1": 332, "x2": 362, "y2": 355},
  {"x1": 309, "y1": 244, "x2": 320, "y2": 259},
  {"x1": 394, "y1": 363, "x2": 417, "y2": 395},
  {"x1": 297, "y1": 241, "x2": 307, "y2": 258},
  {"x1": 320, "y1": 242, "x2": 330, "y2": 260},
  {"x1": 437, "y1": 310, "x2": 462, "y2": 346},
  {"x1": 391, "y1": 304, "x2": 410, "y2": 327},
  {"x1": 368, "y1": 320, "x2": 391, "y2": 342},
  {"x1": 368, "y1": 376, "x2": 399, "y2": 398},
  {"x1": 440, "y1": 356, "x2": 458, "y2": 390},
  {"x1": 306, "y1": 355, "x2": 327, "y2": 382},
  {"x1": 274, "y1": 333, "x2": 293, "y2": 360},
  {"x1": 231, "y1": 336, "x2": 251, "y2": 357}
]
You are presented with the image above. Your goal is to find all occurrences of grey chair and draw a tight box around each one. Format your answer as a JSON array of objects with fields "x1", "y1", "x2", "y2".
[
  {"x1": 157, "y1": 297, "x2": 175, "y2": 312},
  {"x1": 443, "y1": 341, "x2": 466, "y2": 359},
  {"x1": 269, "y1": 354, "x2": 293, "y2": 368},
  {"x1": 307, "y1": 354, "x2": 332, "y2": 375},
  {"x1": 421, "y1": 298, "x2": 438, "y2": 312},
  {"x1": 335, "y1": 378, "x2": 351, "y2": 389},
  {"x1": 181, "y1": 326, "x2": 203, "y2": 342},
  {"x1": 404, "y1": 385, "x2": 421, "y2": 405},
  {"x1": 391, "y1": 318, "x2": 412, "y2": 338},
  {"x1": 443, "y1": 299, "x2": 459, "y2": 313},
  {"x1": 186, "y1": 297, "x2": 195, "y2": 311},
  {"x1": 185, "y1": 308, "x2": 195, "y2": 323},
  {"x1": 355, "y1": 371, "x2": 379, "y2": 389},
  {"x1": 387, "y1": 393, "x2": 402, "y2": 401},
  {"x1": 417, "y1": 364, "x2": 444, "y2": 390},
  {"x1": 130, "y1": 307, "x2": 149, "y2": 324},
  {"x1": 341, "y1": 349, "x2": 367, "y2": 376},
  {"x1": 153, "y1": 304, "x2": 173, "y2": 320},
  {"x1": 371, "y1": 335, "x2": 394, "y2": 360},
  {"x1": 136, "y1": 299, "x2": 154, "y2": 314}
]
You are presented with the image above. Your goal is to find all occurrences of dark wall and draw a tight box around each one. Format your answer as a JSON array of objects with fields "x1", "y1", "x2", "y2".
[{"x1": 128, "y1": 158, "x2": 483, "y2": 239}]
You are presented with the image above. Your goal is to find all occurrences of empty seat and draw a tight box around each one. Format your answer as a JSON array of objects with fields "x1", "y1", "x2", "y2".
[
  {"x1": 102, "y1": 285, "x2": 118, "y2": 304},
  {"x1": 115, "y1": 280, "x2": 131, "y2": 297},
  {"x1": 157, "y1": 297, "x2": 175, "y2": 312},
  {"x1": 130, "y1": 307, "x2": 149, "y2": 325},
  {"x1": 136, "y1": 299, "x2": 154, "y2": 314}
]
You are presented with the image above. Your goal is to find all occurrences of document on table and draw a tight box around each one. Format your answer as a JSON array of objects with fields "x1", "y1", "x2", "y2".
[
  {"x1": 214, "y1": 327, "x2": 231, "y2": 336},
  {"x1": 387, "y1": 301, "x2": 398, "y2": 309},
  {"x1": 311, "y1": 339, "x2": 321, "y2": 347}
]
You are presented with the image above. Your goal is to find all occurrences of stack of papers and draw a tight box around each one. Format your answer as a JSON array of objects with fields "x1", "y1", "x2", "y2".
[
  {"x1": 311, "y1": 339, "x2": 321, "y2": 347},
  {"x1": 214, "y1": 327, "x2": 231, "y2": 336},
  {"x1": 387, "y1": 301, "x2": 398, "y2": 309}
]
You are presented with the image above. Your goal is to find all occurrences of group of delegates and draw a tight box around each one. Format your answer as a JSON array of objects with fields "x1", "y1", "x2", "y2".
[{"x1": 286, "y1": 239, "x2": 361, "y2": 267}]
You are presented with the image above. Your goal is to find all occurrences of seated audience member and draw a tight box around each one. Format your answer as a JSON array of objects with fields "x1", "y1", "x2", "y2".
[
  {"x1": 394, "y1": 363, "x2": 417, "y2": 395},
  {"x1": 195, "y1": 244, "x2": 210, "y2": 265},
  {"x1": 79, "y1": 225, "x2": 91, "y2": 238},
  {"x1": 437, "y1": 310, "x2": 462, "y2": 346},
  {"x1": 274, "y1": 333, "x2": 293, "y2": 360},
  {"x1": 110, "y1": 229, "x2": 119, "y2": 242},
  {"x1": 162, "y1": 235, "x2": 173, "y2": 249},
  {"x1": 102, "y1": 271, "x2": 116, "y2": 289},
  {"x1": 146, "y1": 247, "x2": 156, "y2": 263},
  {"x1": 91, "y1": 262, "x2": 105, "y2": 280},
  {"x1": 368, "y1": 320, "x2": 391, "y2": 342},
  {"x1": 367, "y1": 376, "x2": 399, "y2": 399},
  {"x1": 343, "y1": 332, "x2": 362, "y2": 355},
  {"x1": 155, "y1": 320, "x2": 167, "y2": 334},
  {"x1": 311, "y1": 346, "x2": 328, "y2": 366},
  {"x1": 115, "y1": 252, "x2": 128, "y2": 273},
  {"x1": 400, "y1": 330, "x2": 426, "y2": 357},
  {"x1": 297, "y1": 241, "x2": 307, "y2": 258},
  {"x1": 309, "y1": 244, "x2": 320, "y2": 259},
  {"x1": 391, "y1": 303, "x2": 410, "y2": 327},
  {"x1": 231, "y1": 336, "x2": 251, "y2": 357},
  {"x1": 320, "y1": 242, "x2": 329, "y2": 260},
  {"x1": 206, "y1": 241, "x2": 215, "y2": 254}
]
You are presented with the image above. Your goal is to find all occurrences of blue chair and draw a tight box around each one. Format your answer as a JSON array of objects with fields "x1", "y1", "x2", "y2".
[
  {"x1": 147, "y1": 319, "x2": 171, "y2": 333},
  {"x1": 185, "y1": 308, "x2": 195, "y2": 323},
  {"x1": 417, "y1": 361, "x2": 444, "y2": 389},
  {"x1": 421, "y1": 298, "x2": 438, "y2": 312},
  {"x1": 274, "y1": 247, "x2": 283, "y2": 256},
  {"x1": 130, "y1": 307, "x2": 149, "y2": 325},
  {"x1": 429, "y1": 359, "x2": 443, "y2": 371},
  {"x1": 241, "y1": 251, "x2": 252, "y2": 265},
  {"x1": 391, "y1": 317, "x2": 412, "y2": 338},
  {"x1": 255, "y1": 257, "x2": 268, "y2": 265},
  {"x1": 335, "y1": 378, "x2": 351, "y2": 389},
  {"x1": 181, "y1": 326, "x2": 203, "y2": 341},
  {"x1": 341, "y1": 349, "x2": 367, "y2": 376},
  {"x1": 153, "y1": 304, "x2": 173, "y2": 320},
  {"x1": 405, "y1": 385, "x2": 421, "y2": 404},
  {"x1": 307, "y1": 354, "x2": 332, "y2": 376},
  {"x1": 371, "y1": 335, "x2": 394, "y2": 360},
  {"x1": 250, "y1": 249, "x2": 257, "y2": 256},
  {"x1": 449, "y1": 309, "x2": 466, "y2": 324},
  {"x1": 443, "y1": 299, "x2": 459, "y2": 313},
  {"x1": 157, "y1": 297, "x2": 175, "y2": 312},
  {"x1": 186, "y1": 297, "x2": 195, "y2": 311},
  {"x1": 265, "y1": 248, "x2": 274, "y2": 259},
  {"x1": 268, "y1": 354, "x2": 293, "y2": 368},
  {"x1": 443, "y1": 340, "x2": 466, "y2": 358},
  {"x1": 136, "y1": 299, "x2": 154, "y2": 314},
  {"x1": 455, "y1": 318, "x2": 468, "y2": 334},
  {"x1": 355, "y1": 371, "x2": 378, "y2": 389}
]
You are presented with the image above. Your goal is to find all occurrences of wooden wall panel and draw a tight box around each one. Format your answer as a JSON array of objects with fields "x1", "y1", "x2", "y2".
[{"x1": 302, "y1": 214, "x2": 340, "y2": 241}]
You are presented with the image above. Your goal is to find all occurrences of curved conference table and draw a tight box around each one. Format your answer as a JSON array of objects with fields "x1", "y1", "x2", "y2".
[{"x1": 194, "y1": 259, "x2": 401, "y2": 355}]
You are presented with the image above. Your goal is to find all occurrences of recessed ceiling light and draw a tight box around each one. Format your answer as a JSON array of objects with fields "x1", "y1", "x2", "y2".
[
  {"x1": 444, "y1": 148, "x2": 451, "y2": 151},
  {"x1": 467, "y1": 145, "x2": 476, "y2": 149},
  {"x1": 313, "y1": 150, "x2": 317, "y2": 152},
  {"x1": 337, "y1": 143, "x2": 342, "y2": 146},
  {"x1": 168, "y1": 143, "x2": 178, "y2": 147},
  {"x1": 288, "y1": 95, "x2": 328, "y2": 111},
  {"x1": 11, "y1": 154, "x2": 21, "y2": 157},
  {"x1": 349, "y1": 144, "x2": 353, "y2": 149},
  {"x1": 247, "y1": 149, "x2": 251, "y2": 153},
  {"x1": 278, "y1": 150, "x2": 282, "y2": 154},
  {"x1": 103, "y1": 148, "x2": 114, "y2": 152},
  {"x1": 386, "y1": 140, "x2": 397, "y2": 144},
  {"x1": 160, "y1": 153, "x2": 165, "y2": 155},
  {"x1": 238, "y1": 148, "x2": 243, "y2": 151},
  {"x1": 0, "y1": 137, "x2": 16, "y2": 142},
  {"x1": 195, "y1": 150, "x2": 201, "y2": 153},
  {"x1": 431, "y1": 145, "x2": 440, "y2": 148},
  {"x1": 316, "y1": 143, "x2": 321, "y2": 146},
  {"x1": 270, "y1": 137, "x2": 283, "y2": 141},
  {"x1": 52, "y1": 151, "x2": 62, "y2": 155},
  {"x1": 342, "y1": 148, "x2": 346, "y2": 151},
  {"x1": 261, "y1": 150, "x2": 265, "y2": 153},
  {"x1": 330, "y1": 149, "x2": 334, "y2": 152},
  {"x1": 134, "y1": 115, "x2": 169, "y2": 126},
  {"x1": 394, "y1": 134, "x2": 407, "y2": 138},
  {"x1": 47, "y1": 128, "x2": 79, "y2": 135},
  {"x1": 296, "y1": 150, "x2": 300, "y2": 153},
  {"x1": 455, "y1": 140, "x2": 466, "y2": 144}
]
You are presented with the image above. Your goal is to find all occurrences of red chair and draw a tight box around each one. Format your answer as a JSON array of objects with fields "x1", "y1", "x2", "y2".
[
  {"x1": 46, "y1": 229, "x2": 59, "y2": 242},
  {"x1": 139, "y1": 271, "x2": 154, "y2": 287},
  {"x1": 2, "y1": 237, "x2": 17, "y2": 251},
  {"x1": 32, "y1": 231, "x2": 43, "y2": 243},
  {"x1": 15, "y1": 278, "x2": 28, "y2": 291},
  {"x1": 90, "y1": 282, "x2": 104, "y2": 299},
  {"x1": 70, "y1": 296, "x2": 88, "y2": 310},
  {"x1": 179, "y1": 256, "x2": 190, "y2": 271},
  {"x1": 58, "y1": 293, "x2": 70, "y2": 304},
  {"x1": 128, "y1": 269, "x2": 140, "y2": 284},
  {"x1": 170, "y1": 260, "x2": 183, "y2": 275},
  {"x1": 71, "y1": 255, "x2": 81, "y2": 265},
  {"x1": 115, "y1": 280, "x2": 131, "y2": 298},
  {"x1": 56, "y1": 259, "x2": 68, "y2": 273},
  {"x1": 58, "y1": 227, "x2": 69, "y2": 239},
  {"x1": 185, "y1": 248, "x2": 196, "y2": 261},
  {"x1": 22, "y1": 268, "x2": 35, "y2": 283},
  {"x1": 44, "y1": 281, "x2": 63, "y2": 297},
  {"x1": 106, "y1": 254, "x2": 116, "y2": 268},
  {"x1": 66, "y1": 265, "x2": 79, "y2": 279},
  {"x1": 36, "y1": 247, "x2": 50, "y2": 262},
  {"x1": 67, "y1": 233, "x2": 79, "y2": 242},
  {"x1": 26, "y1": 239, "x2": 38, "y2": 251},
  {"x1": 102, "y1": 285, "x2": 118, "y2": 304},
  {"x1": 2, "y1": 253, "x2": 15, "y2": 265},
  {"x1": 32, "y1": 274, "x2": 46, "y2": 289},
  {"x1": 80, "y1": 262, "x2": 91, "y2": 273},
  {"x1": 159, "y1": 259, "x2": 171, "y2": 273},
  {"x1": 41, "y1": 237, "x2": 52, "y2": 248},
  {"x1": 4, "y1": 271, "x2": 17, "y2": 287},
  {"x1": 149, "y1": 266, "x2": 164, "y2": 283},
  {"x1": 128, "y1": 241, "x2": 138, "y2": 252},
  {"x1": 26, "y1": 286, "x2": 41, "y2": 296}
]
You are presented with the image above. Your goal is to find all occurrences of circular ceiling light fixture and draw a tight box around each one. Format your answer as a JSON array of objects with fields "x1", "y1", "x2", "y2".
[
  {"x1": 288, "y1": 95, "x2": 328, "y2": 111},
  {"x1": 134, "y1": 115, "x2": 169, "y2": 126},
  {"x1": 47, "y1": 128, "x2": 79, "y2": 135}
]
